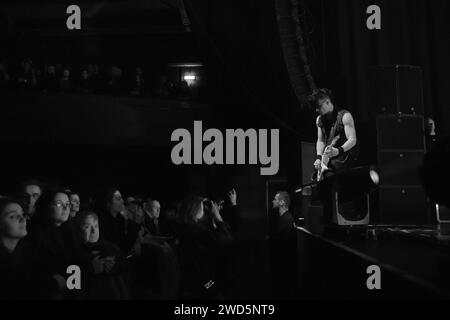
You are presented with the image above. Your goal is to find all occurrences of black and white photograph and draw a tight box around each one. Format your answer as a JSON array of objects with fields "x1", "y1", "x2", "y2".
[{"x1": 0, "y1": 0, "x2": 450, "y2": 313}]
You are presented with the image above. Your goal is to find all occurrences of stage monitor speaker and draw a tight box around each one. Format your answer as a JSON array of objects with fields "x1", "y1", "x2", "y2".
[
  {"x1": 369, "y1": 65, "x2": 424, "y2": 115},
  {"x1": 376, "y1": 115, "x2": 425, "y2": 150},
  {"x1": 436, "y1": 204, "x2": 450, "y2": 224},
  {"x1": 332, "y1": 191, "x2": 370, "y2": 226},
  {"x1": 377, "y1": 151, "x2": 424, "y2": 186},
  {"x1": 379, "y1": 186, "x2": 429, "y2": 225}
]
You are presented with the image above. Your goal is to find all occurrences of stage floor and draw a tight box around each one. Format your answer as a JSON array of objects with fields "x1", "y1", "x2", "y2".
[{"x1": 296, "y1": 223, "x2": 450, "y2": 298}]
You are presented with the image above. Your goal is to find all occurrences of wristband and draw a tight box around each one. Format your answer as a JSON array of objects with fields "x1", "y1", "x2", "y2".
[
  {"x1": 316, "y1": 155, "x2": 322, "y2": 160},
  {"x1": 337, "y1": 147, "x2": 344, "y2": 156}
]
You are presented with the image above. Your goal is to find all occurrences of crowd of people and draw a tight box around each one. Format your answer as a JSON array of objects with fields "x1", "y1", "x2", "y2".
[
  {"x1": 0, "y1": 180, "x2": 241, "y2": 300},
  {"x1": 0, "y1": 58, "x2": 195, "y2": 99}
]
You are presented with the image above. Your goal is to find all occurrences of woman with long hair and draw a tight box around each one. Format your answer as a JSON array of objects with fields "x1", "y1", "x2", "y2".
[
  {"x1": 177, "y1": 195, "x2": 234, "y2": 299},
  {"x1": 30, "y1": 189, "x2": 85, "y2": 299},
  {"x1": 0, "y1": 197, "x2": 33, "y2": 299}
]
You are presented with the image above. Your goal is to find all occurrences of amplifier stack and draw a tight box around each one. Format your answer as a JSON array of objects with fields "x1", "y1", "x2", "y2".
[{"x1": 369, "y1": 65, "x2": 428, "y2": 225}]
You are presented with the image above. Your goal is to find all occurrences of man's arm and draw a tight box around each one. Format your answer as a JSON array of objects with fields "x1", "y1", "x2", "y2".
[
  {"x1": 340, "y1": 112, "x2": 357, "y2": 152},
  {"x1": 316, "y1": 116, "x2": 325, "y2": 156},
  {"x1": 324, "y1": 112, "x2": 357, "y2": 158}
]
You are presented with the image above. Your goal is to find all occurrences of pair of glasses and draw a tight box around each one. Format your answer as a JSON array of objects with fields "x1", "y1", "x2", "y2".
[{"x1": 54, "y1": 202, "x2": 71, "y2": 210}]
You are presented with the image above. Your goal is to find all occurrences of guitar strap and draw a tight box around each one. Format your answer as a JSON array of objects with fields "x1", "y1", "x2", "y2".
[{"x1": 326, "y1": 111, "x2": 344, "y2": 146}]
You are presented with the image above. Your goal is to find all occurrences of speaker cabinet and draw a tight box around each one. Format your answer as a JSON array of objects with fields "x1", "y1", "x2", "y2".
[
  {"x1": 379, "y1": 186, "x2": 429, "y2": 224},
  {"x1": 369, "y1": 65, "x2": 424, "y2": 115},
  {"x1": 377, "y1": 151, "x2": 424, "y2": 186},
  {"x1": 332, "y1": 191, "x2": 370, "y2": 226},
  {"x1": 376, "y1": 115, "x2": 425, "y2": 151}
]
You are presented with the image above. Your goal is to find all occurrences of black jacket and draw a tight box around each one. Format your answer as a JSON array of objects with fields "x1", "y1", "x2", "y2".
[
  {"x1": 78, "y1": 238, "x2": 131, "y2": 299},
  {"x1": 99, "y1": 213, "x2": 140, "y2": 254},
  {"x1": 28, "y1": 221, "x2": 90, "y2": 299},
  {"x1": 177, "y1": 220, "x2": 233, "y2": 298},
  {"x1": 0, "y1": 239, "x2": 36, "y2": 299}
]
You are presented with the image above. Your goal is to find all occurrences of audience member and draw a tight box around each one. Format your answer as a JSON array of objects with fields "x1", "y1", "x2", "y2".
[
  {"x1": 130, "y1": 67, "x2": 145, "y2": 97},
  {"x1": 177, "y1": 80, "x2": 191, "y2": 99},
  {"x1": 219, "y1": 189, "x2": 240, "y2": 235},
  {"x1": 269, "y1": 191, "x2": 298, "y2": 299},
  {"x1": 425, "y1": 117, "x2": 439, "y2": 152},
  {"x1": 42, "y1": 64, "x2": 59, "y2": 92},
  {"x1": 0, "y1": 181, "x2": 241, "y2": 300},
  {"x1": 75, "y1": 211, "x2": 131, "y2": 299},
  {"x1": 69, "y1": 192, "x2": 81, "y2": 219},
  {"x1": 97, "y1": 188, "x2": 140, "y2": 255},
  {"x1": 107, "y1": 66, "x2": 124, "y2": 95},
  {"x1": 157, "y1": 74, "x2": 175, "y2": 98},
  {"x1": 177, "y1": 195, "x2": 234, "y2": 299},
  {"x1": 133, "y1": 197, "x2": 179, "y2": 298},
  {"x1": 60, "y1": 68, "x2": 73, "y2": 92},
  {"x1": 30, "y1": 189, "x2": 86, "y2": 299},
  {"x1": 16, "y1": 58, "x2": 37, "y2": 88},
  {"x1": 20, "y1": 179, "x2": 43, "y2": 220},
  {"x1": 78, "y1": 69, "x2": 91, "y2": 93},
  {"x1": 0, "y1": 198, "x2": 34, "y2": 299},
  {"x1": 125, "y1": 196, "x2": 138, "y2": 217},
  {"x1": 3, "y1": 59, "x2": 203, "y2": 100},
  {"x1": 159, "y1": 203, "x2": 181, "y2": 238},
  {"x1": 143, "y1": 198, "x2": 161, "y2": 236}
]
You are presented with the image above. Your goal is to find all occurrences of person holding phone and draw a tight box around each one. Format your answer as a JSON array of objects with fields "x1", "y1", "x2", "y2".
[{"x1": 177, "y1": 195, "x2": 234, "y2": 299}]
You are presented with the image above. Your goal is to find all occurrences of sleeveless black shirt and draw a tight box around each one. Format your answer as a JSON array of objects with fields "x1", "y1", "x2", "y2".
[{"x1": 318, "y1": 109, "x2": 359, "y2": 168}]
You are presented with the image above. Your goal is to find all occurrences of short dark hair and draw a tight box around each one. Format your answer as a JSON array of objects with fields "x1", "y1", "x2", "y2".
[
  {"x1": 20, "y1": 179, "x2": 44, "y2": 194},
  {"x1": 308, "y1": 88, "x2": 334, "y2": 108},
  {"x1": 0, "y1": 197, "x2": 24, "y2": 218},
  {"x1": 75, "y1": 210, "x2": 98, "y2": 228},
  {"x1": 276, "y1": 191, "x2": 291, "y2": 208}
]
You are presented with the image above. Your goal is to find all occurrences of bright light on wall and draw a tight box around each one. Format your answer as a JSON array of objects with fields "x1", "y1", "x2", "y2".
[{"x1": 184, "y1": 75, "x2": 196, "y2": 80}]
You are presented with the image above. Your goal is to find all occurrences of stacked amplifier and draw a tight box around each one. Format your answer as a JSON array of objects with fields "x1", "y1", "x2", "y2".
[{"x1": 369, "y1": 65, "x2": 428, "y2": 225}]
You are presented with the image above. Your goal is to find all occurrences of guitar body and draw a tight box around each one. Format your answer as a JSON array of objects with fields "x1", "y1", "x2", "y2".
[
  {"x1": 316, "y1": 136, "x2": 339, "y2": 181},
  {"x1": 316, "y1": 135, "x2": 353, "y2": 181},
  {"x1": 316, "y1": 155, "x2": 329, "y2": 182},
  {"x1": 327, "y1": 152, "x2": 351, "y2": 171}
]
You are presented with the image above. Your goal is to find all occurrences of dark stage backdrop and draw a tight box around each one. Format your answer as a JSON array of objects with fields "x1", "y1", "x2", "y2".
[
  {"x1": 183, "y1": 0, "x2": 319, "y2": 191},
  {"x1": 184, "y1": 0, "x2": 450, "y2": 162},
  {"x1": 305, "y1": 0, "x2": 450, "y2": 133},
  {"x1": 184, "y1": 0, "x2": 316, "y2": 139},
  {"x1": 3, "y1": 0, "x2": 448, "y2": 198}
]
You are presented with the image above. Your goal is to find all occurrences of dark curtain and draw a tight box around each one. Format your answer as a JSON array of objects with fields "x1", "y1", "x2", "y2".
[
  {"x1": 184, "y1": 0, "x2": 450, "y2": 170},
  {"x1": 183, "y1": 0, "x2": 312, "y2": 138},
  {"x1": 183, "y1": 0, "x2": 318, "y2": 186},
  {"x1": 305, "y1": 0, "x2": 450, "y2": 134}
]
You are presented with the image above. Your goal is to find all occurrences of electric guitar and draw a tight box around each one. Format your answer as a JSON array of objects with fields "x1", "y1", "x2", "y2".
[{"x1": 316, "y1": 135, "x2": 341, "y2": 181}]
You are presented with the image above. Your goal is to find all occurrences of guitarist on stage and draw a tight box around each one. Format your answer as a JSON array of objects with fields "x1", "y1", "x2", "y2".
[
  {"x1": 311, "y1": 88, "x2": 358, "y2": 179},
  {"x1": 309, "y1": 88, "x2": 358, "y2": 225}
]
